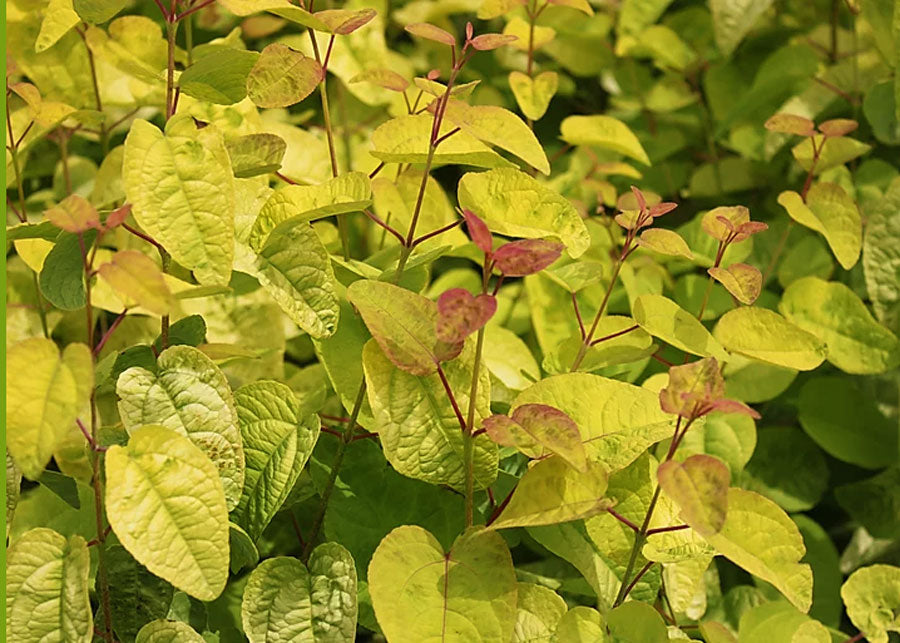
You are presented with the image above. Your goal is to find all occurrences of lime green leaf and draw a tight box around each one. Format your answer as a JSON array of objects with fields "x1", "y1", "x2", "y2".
[
  {"x1": 738, "y1": 602, "x2": 829, "y2": 643},
  {"x1": 780, "y1": 277, "x2": 900, "y2": 374},
  {"x1": 363, "y1": 339, "x2": 498, "y2": 489},
  {"x1": 548, "y1": 315, "x2": 654, "y2": 374},
  {"x1": 247, "y1": 43, "x2": 323, "y2": 108},
  {"x1": 618, "y1": 0, "x2": 675, "y2": 36},
  {"x1": 116, "y1": 345, "x2": 244, "y2": 510},
  {"x1": 512, "y1": 583, "x2": 567, "y2": 642},
  {"x1": 607, "y1": 601, "x2": 668, "y2": 642},
  {"x1": 723, "y1": 354, "x2": 798, "y2": 403},
  {"x1": 836, "y1": 468, "x2": 900, "y2": 540},
  {"x1": 658, "y1": 455, "x2": 730, "y2": 537},
  {"x1": 484, "y1": 403, "x2": 587, "y2": 471},
  {"x1": 7, "y1": 339, "x2": 92, "y2": 480},
  {"x1": 638, "y1": 228, "x2": 693, "y2": 259},
  {"x1": 135, "y1": 620, "x2": 205, "y2": 643},
  {"x1": 179, "y1": 49, "x2": 259, "y2": 105},
  {"x1": 490, "y1": 457, "x2": 609, "y2": 529},
  {"x1": 777, "y1": 184, "x2": 862, "y2": 269},
  {"x1": 226, "y1": 133, "x2": 287, "y2": 179},
  {"x1": 713, "y1": 307, "x2": 826, "y2": 370},
  {"x1": 560, "y1": 115, "x2": 651, "y2": 165},
  {"x1": 710, "y1": 0, "x2": 775, "y2": 56},
  {"x1": 6, "y1": 528, "x2": 92, "y2": 643},
  {"x1": 106, "y1": 543, "x2": 175, "y2": 642},
  {"x1": 509, "y1": 71, "x2": 558, "y2": 121},
  {"x1": 97, "y1": 250, "x2": 176, "y2": 316},
  {"x1": 551, "y1": 606, "x2": 606, "y2": 642},
  {"x1": 862, "y1": 177, "x2": 900, "y2": 331},
  {"x1": 440, "y1": 100, "x2": 550, "y2": 174},
  {"x1": 708, "y1": 263, "x2": 761, "y2": 305},
  {"x1": 40, "y1": 230, "x2": 97, "y2": 310},
  {"x1": 792, "y1": 136, "x2": 871, "y2": 174},
  {"x1": 232, "y1": 381, "x2": 320, "y2": 541},
  {"x1": 478, "y1": 0, "x2": 527, "y2": 19},
  {"x1": 253, "y1": 216, "x2": 340, "y2": 338},
  {"x1": 350, "y1": 68, "x2": 409, "y2": 92},
  {"x1": 370, "y1": 114, "x2": 513, "y2": 169},
  {"x1": 73, "y1": 0, "x2": 126, "y2": 23},
  {"x1": 633, "y1": 294, "x2": 728, "y2": 359},
  {"x1": 105, "y1": 426, "x2": 230, "y2": 602},
  {"x1": 841, "y1": 565, "x2": 900, "y2": 643},
  {"x1": 765, "y1": 113, "x2": 816, "y2": 136},
  {"x1": 45, "y1": 194, "x2": 100, "y2": 233},
  {"x1": 458, "y1": 168, "x2": 590, "y2": 257},
  {"x1": 698, "y1": 622, "x2": 736, "y2": 643},
  {"x1": 36, "y1": 0, "x2": 81, "y2": 52},
  {"x1": 503, "y1": 17, "x2": 554, "y2": 51},
  {"x1": 798, "y1": 376, "x2": 898, "y2": 469},
  {"x1": 123, "y1": 117, "x2": 235, "y2": 286},
  {"x1": 405, "y1": 22, "x2": 456, "y2": 45},
  {"x1": 705, "y1": 488, "x2": 812, "y2": 611},
  {"x1": 241, "y1": 545, "x2": 358, "y2": 643},
  {"x1": 368, "y1": 526, "x2": 518, "y2": 643},
  {"x1": 249, "y1": 173, "x2": 371, "y2": 250}
]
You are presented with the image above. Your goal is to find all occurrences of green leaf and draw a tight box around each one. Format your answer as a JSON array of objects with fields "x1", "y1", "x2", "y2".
[
  {"x1": 841, "y1": 565, "x2": 900, "y2": 643},
  {"x1": 658, "y1": 454, "x2": 730, "y2": 537},
  {"x1": 241, "y1": 545, "x2": 358, "y2": 643},
  {"x1": 509, "y1": 71, "x2": 558, "y2": 121},
  {"x1": 178, "y1": 49, "x2": 259, "y2": 105},
  {"x1": 7, "y1": 339, "x2": 92, "y2": 480},
  {"x1": 247, "y1": 43, "x2": 323, "y2": 108},
  {"x1": 723, "y1": 355, "x2": 797, "y2": 403},
  {"x1": 791, "y1": 136, "x2": 871, "y2": 174},
  {"x1": 98, "y1": 250, "x2": 176, "y2": 316},
  {"x1": 38, "y1": 470, "x2": 80, "y2": 509},
  {"x1": 123, "y1": 116, "x2": 235, "y2": 286},
  {"x1": 368, "y1": 526, "x2": 518, "y2": 643},
  {"x1": 511, "y1": 583, "x2": 567, "y2": 642},
  {"x1": 607, "y1": 601, "x2": 668, "y2": 642},
  {"x1": 105, "y1": 426, "x2": 230, "y2": 602},
  {"x1": 7, "y1": 453, "x2": 22, "y2": 539},
  {"x1": 836, "y1": 468, "x2": 900, "y2": 540},
  {"x1": 737, "y1": 601, "x2": 829, "y2": 643},
  {"x1": 793, "y1": 515, "x2": 842, "y2": 628},
  {"x1": 152, "y1": 315, "x2": 207, "y2": 352},
  {"x1": 551, "y1": 606, "x2": 606, "y2": 642},
  {"x1": 710, "y1": 0, "x2": 775, "y2": 56},
  {"x1": 617, "y1": 0, "x2": 675, "y2": 36},
  {"x1": 712, "y1": 307, "x2": 826, "y2": 370},
  {"x1": 253, "y1": 216, "x2": 340, "y2": 338},
  {"x1": 6, "y1": 528, "x2": 93, "y2": 643},
  {"x1": 106, "y1": 543, "x2": 175, "y2": 643},
  {"x1": 708, "y1": 263, "x2": 761, "y2": 305},
  {"x1": 229, "y1": 522, "x2": 260, "y2": 574},
  {"x1": 486, "y1": 403, "x2": 587, "y2": 471},
  {"x1": 73, "y1": 0, "x2": 126, "y2": 23},
  {"x1": 226, "y1": 133, "x2": 287, "y2": 179},
  {"x1": 458, "y1": 168, "x2": 590, "y2": 257},
  {"x1": 116, "y1": 345, "x2": 244, "y2": 510},
  {"x1": 798, "y1": 376, "x2": 898, "y2": 469},
  {"x1": 862, "y1": 177, "x2": 900, "y2": 332},
  {"x1": 362, "y1": 339, "x2": 498, "y2": 489},
  {"x1": 559, "y1": 115, "x2": 651, "y2": 165},
  {"x1": 777, "y1": 184, "x2": 861, "y2": 270},
  {"x1": 780, "y1": 277, "x2": 900, "y2": 374},
  {"x1": 39, "y1": 229, "x2": 98, "y2": 310},
  {"x1": 232, "y1": 380, "x2": 320, "y2": 541},
  {"x1": 490, "y1": 457, "x2": 610, "y2": 529},
  {"x1": 638, "y1": 228, "x2": 693, "y2": 260},
  {"x1": 705, "y1": 488, "x2": 813, "y2": 611},
  {"x1": 37, "y1": 0, "x2": 81, "y2": 52},
  {"x1": 633, "y1": 294, "x2": 728, "y2": 360},
  {"x1": 135, "y1": 620, "x2": 206, "y2": 643}
]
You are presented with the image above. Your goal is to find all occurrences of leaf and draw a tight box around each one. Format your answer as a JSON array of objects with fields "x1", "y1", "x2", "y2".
[
  {"x1": 135, "y1": 620, "x2": 206, "y2": 643},
  {"x1": 737, "y1": 602, "x2": 830, "y2": 643},
  {"x1": 710, "y1": 0, "x2": 775, "y2": 56},
  {"x1": 494, "y1": 239, "x2": 564, "y2": 276},
  {"x1": 705, "y1": 488, "x2": 813, "y2": 611},
  {"x1": 312, "y1": 7, "x2": 376, "y2": 33},
  {"x1": 253, "y1": 216, "x2": 340, "y2": 338},
  {"x1": 607, "y1": 601, "x2": 668, "y2": 642},
  {"x1": 509, "y1": 71, "x2": 558, "y2": 121},
  {"x1": 511, "y1": 583, "x2": 567, "y2": 643},
  {"x1": 230, "y1": 522, "x2": 260, "y2": 574},
  {"x1": 152, "y1": 315, "x2": 207, "y2": 352},
  {"x1": 638, "y1": 228, "x2": 693, "y2": 260},
  {"x1": 226, "y1": 133, "x2": 287, "y2": 178},
  {"x1": 36, "y1": 0, "x2": 81, "y2": 52},
  {"x1": 105, "y1": 426, "x2": 230, "y2": 602},
  {"x1": 791, "y1": 136, "x2": 872, "y2": 174},
  {"x1": 247, "y1": 43, "x2": 323, "y2": 108},
  {"x1": 368, "y1": 526, "x2": 518, "y2": 643},
  {"x1": 551, "y1": 606, "x2": 606, "y2": 642},
  {"x1": 836, "y1": 468, "x2": 900, "y2": 540},
  {"x1": 7, "y1": 339, "x2": 92, "y2": 480},
  {"x1": 560, "y1": 115, "x2": 651, "y2": 165},
  {"x1": 764, "y1": 113, "x2": 815, "y2": 136},
  {"x1": 98, "y1": 250, "x2": 176, "y2": 316},
  {"x1": 116, "y1": 345, "x2": 245, "y2": 510},
  {"x1": 106, "y1": 543, "x2": 175, "y2": 643},
  {"x1": 7, "y1": 453, "x2": 22, "y2": 539},
  {"x1": 178, "y1": 49, "x2": 259, "y2": 105},
  {"x1": 490, "y1": 457, "x2": 609, "y2": 529},
  {"x1": 484, "y1": 404, "x2": 586, "y2": 471},
  {"x1": 658, "y1": 455, "x2": 730, "y2": 537},
  {"x1": 405, "y1": 22, "x2": 455, "y2": 46},
  {"x1": 708, "y1": 263, "x2": 761, "y2": 305},
  {"x1": 777, "y1": 184, "x2": 862, "y2": 269},
  {"x1": 478, "y1": 0, "x2": 527, "y2": 19},
  {"x1": 436, "y1": 289, "x2": 497, "y2": 344},
  {"x1": 232, "y1": 381, "x2": 320, "y2": 541},
  {"x1": 798, "y1": 376, "x2": 898, "y2": 469},
  {"x1": 45, "y1": 194, "x2": 100, "y2": 233},
  {"x1": 350, "y1": 68, "x2": 409, "y2": 92},
  {"x1": 458, "y1": 168, "x2": 590, "y2": 257},
  {"x1": 241, "y1": 545, "x2": 358, "y2": 643},
  {"x1": 742, "y1": 427, "x2": 828, "y2": 513},
  {"x1": 841, "y1": 565, "x2": 900, "y2": 643},
  {"x1": 73, "y1": 0, "x2": 127, "y2": 23},
  {"x1": 779, "y1": 277, "x2": 900, "y2": 374},
  {"x1": 363, "y1": 339, "x2": 498, "y2": 489},
  {"x1": 862, "y1": 177, "x2": 900, "y2": 331},
  {"x1": 123, "y1": 117, "x2": 235, "y2": 286},
  {"x1": 6, "y1": 528, "x2": 92, "y2": 643},
  {"x1": 39, "y1": 229, "x2": 98, "y2": 310},
  {"x1": 633, "y1": 294, "x2": 728, "y2": 360},
  {"x1": 713, "y1": 307, "x2": 826, "y2": 370},
  {"x1": 470, "y1": 33, "x2": 519, "y2": 50},
  {"x1": 439, "y1": 100, "x2": 550, "y2": 174}
]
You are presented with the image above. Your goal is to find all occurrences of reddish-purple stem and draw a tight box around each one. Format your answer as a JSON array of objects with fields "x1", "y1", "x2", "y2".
[
  {"x1": 412, "y1": 219, "x2": 462, "y2": 248},
  {"x1": 572, "y1": 293, "x2": 586, "y2": 340},
  {"x1": 646, "y1": 524, "x2": 690, "y2": 536},
  {"x1": 607, "y1": 507, "x2": 640, "y2": 532},
  {"x1": 437, "y1": 364, "x2": 468, "y2": 432},
  {"x1": 93, "y1": 310, "x2": 128, "y2": 356},
  {"x1": 590, "y1": 324, "x2": 639, "y2": 346}
]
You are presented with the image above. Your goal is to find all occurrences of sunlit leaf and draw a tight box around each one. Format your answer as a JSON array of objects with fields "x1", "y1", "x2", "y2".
[
  {"x1": 713, "y1": 307, "x2": 826, "y2": 370},
  {"x1": 777, "y1": 184, "x2": 861, "y2": 269},
  {"x1": 560, "y1": 115, "x2": 651, "y2": 165},
  {"x1": 247, "y1": 43, "x2": 323, "y2": 109}
]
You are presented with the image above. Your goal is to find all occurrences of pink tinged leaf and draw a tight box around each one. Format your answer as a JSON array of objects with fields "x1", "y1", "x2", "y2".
[
  {"x1": 649, "y1": 202, "x2": 678, "y2": 217},
  {"x1": 493, "y1": 239, "x2": 564, "y2": 276},
  {"x1": 426, "y1": 68, "x2": 441, "y2": 81},
  {"x1": 316, "y1": 8, "x2": 377, "y2": 34},
  {"x1": 433, "y1": 338, "x2": 465, "y2": 364},
  {"x1": 657, "y1": 454, "x2": 730, "y2": 537},
  {"x1": 614, "y1": 210, "x2": 642, "y2": 231},
  {"x1": 465, "y1": 21, "x2": 474, "y2": 40},
  {"x1": 405, "y1": 23, "x2": 456, "y2": 46},
  {"x1": 701, "y1": 206, "x2": 750, "y2": 242},
  {"x1": 708, "y1": 263, "x2": 762, "y2": 305},
  {"x1": 435, "y1": 288, "x2": 497, "y2": 344},
  {"x1": 462, "y1": 209, "x2": 493, "y2": 254},
  {"x1": 482, "y1": 414, "x2": 522, "y2": 447},
  {"x1": 706, "y1": 398, "x2": 760, "y2": 419},
  {"x1": 659, "y1": 357, "x2": 726, "y2": 418},
  {"x1": 350, "y1": 68, "x2": 409, "y2": 92},
  {"x1": 469, "y1": 33, "x2": 518, "y2": 50},
  {"x1": 764, "y1": 113, "x2": 816, "y2": 136},
  {"x1": 818, "y1": 118, "x2": 858, "y2": 137},
  {"x1": 44, "y1": 194, "x2": 100, "y2": 233},
  {"x1": 734, "y1": 221, "x2": 768, "y2": 242},
  {"x1": 104, "y1": 203, "x2": 132, "y2": 230},
  {"x1": 630, "y1": 185, "x2": 647, "y2": 211},
  {"x1": 511, "y1": 404, "x2": 587, "y2": 471}
]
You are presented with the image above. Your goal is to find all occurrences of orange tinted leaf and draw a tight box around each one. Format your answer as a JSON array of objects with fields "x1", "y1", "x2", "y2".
[
  {"x1": 405, "y1": 23, "x2": 455, "y2": 46},
  {"x1": 493, "y1": 239, "x2": 563, "y2": 276},
  {"x1": 818, "y1": 118, "x2": 858, "y2": 137},
  {"x1": 764, "y1": 113, "x2": 815, "y2": 136},
  {"x1": 436, "y1": 289, "x2": 497, "y2": 344},
  {"x1": 45, "y1": 195, "x2": 100, "y2": 233},
  {"x1": 469, "y1": 33, "x2": 518, "y2": 50}
]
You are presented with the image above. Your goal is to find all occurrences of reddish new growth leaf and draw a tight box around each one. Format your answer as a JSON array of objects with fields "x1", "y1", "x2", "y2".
[
  {"x1": 426, "y1": 69, "x2": 441, "y2": 81},
  {"x1": 818, "y1": 118, "x2": 858, "y2": 137},
  {"x1": 614, "y1": 186, "x2": 677, "y2": 231},
  {"x1": 465, "y1": 21, "x2": 474, "y2": 41},
  {"x1": 493, "y1": 239, "x2": 563, "y2": 276},
  {"x1": 436, "y1": 288, "x2": 497, "y2": 344},
  {"x1": 104, "y1": 203, "x2": 133, "y2": 230},
  {"x1": 714, "y1": 213, "x2": 768, "y2": 243},
  {"x1": 469, "y1": 34, "x2": 518, "y2": 50},
  {"x1": 702, "y1": 206, "x2": 767, "y2": 248},
  {"x1": 462, "y1": 209, "x2": 493, "y2": 254},
  {"x1": 405, "y1": 23, "x2": 456, "y2": 46},
  {"x1": 483, "y1": 403, "x2": 586, "y2": 471},
  {"x1": 660, "y1": 358, "x2": 760, "y2": 420}
]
